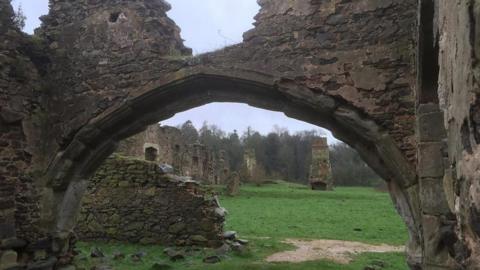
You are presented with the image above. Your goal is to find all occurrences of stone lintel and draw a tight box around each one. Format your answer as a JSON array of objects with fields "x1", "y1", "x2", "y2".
[{"x1": 419, "y1": 178, "x2": 451, "y2": 215}]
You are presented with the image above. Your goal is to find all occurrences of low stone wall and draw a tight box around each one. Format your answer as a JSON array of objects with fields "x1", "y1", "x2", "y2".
[{"x1": 75, "y1": 156, "x2": 225, "y2": 247}]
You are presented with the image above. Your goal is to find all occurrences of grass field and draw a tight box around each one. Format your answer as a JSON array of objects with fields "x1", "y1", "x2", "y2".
[{"x1": 74, "y1": 182, "x2": 409, "y2": 269}]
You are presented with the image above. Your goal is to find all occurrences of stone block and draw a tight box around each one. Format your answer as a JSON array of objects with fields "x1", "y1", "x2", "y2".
[
  {"x1": 418, "y1": 103, "x2": 441, "y2": 114},
  {"x1": 0, "y1": 238, "x2": 27, "y2": 250},
  {"x1": 417, "y1": 111, "x2": 447, "y2": 142},
  {"x1": 422, "y1": 215, "x2": 451, "y2": 266},
  {"x1": 0, "y1": 223, "x2": 15, "y2": 239},
  {"x1": 420, "y1": 178, "x2": 451, "y2": 215},
  {"x1": 418, "y1": 143, "x2": 445, "y2": 178},
  {"x1": 0, "y1": 108, "x2": 23, "y2": 124},
  {"x1": 442, "y1": 168, "x2": 456, "y2": 212},
  {"x1": 190, "y1": 235, "x2": 208, "y2": 242},
  {"x1": 0, "y1": 250, "x2": 18, "y2": 269}
]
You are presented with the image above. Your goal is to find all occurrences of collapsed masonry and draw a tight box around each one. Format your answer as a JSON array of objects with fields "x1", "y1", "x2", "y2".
[
  {"x1": 115, "y1": 124, "x2": 230, "y2": 185},
  {"x1": 76, "y1": 155, "x2": 225, "y2": 247}
]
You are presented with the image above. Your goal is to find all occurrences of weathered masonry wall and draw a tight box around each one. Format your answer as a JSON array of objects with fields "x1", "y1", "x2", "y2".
[
  {"x1": 309, "y1": 138, "x2": 333, "y2": 191},
  {"x1": 116, "y1": 125, "x2": 182, "y2": 164},
  {"x1": 116, "y1": 124, "x2": 230, "y2": 184},
  {"x1": 436, "y1": 0, "x2": 480, "y2": 268},
  {"x1": 76, "y1": 156, "x2": 225, "y2": 247},
  {"x1": 0, "y1": 2, "x2": 53, "y2": 269}
]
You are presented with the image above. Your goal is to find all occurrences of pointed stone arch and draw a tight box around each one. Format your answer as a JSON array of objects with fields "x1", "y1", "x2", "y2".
[{"x1": 41, "y1": 71, "x2": 420, "y2": 262}]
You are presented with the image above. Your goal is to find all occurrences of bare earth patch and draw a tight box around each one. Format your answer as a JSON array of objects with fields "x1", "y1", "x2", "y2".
[{"x1": 266, "y1": 239, "x2": 404, "y2": 264}]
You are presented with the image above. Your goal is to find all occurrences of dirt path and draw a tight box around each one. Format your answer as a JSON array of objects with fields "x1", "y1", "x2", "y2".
[{"x1": 266, "y1": 239, "x2": 404, "y2": 264}]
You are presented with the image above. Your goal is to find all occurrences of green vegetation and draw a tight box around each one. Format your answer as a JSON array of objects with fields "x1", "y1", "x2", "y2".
[
  {"x1": 220, "y1": 182, "x2": 407, "y2": 245},
  {"x1": 176, "y1": 120, "x2": 381, "y2": 186},
  {"x1": 74, "y1": 182, "x2": 408, "y2": 270}
]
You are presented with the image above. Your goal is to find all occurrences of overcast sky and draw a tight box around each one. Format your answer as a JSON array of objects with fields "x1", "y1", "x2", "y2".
[{"x1": 11, "y1": 0, "x2": 339, "y2": 143}]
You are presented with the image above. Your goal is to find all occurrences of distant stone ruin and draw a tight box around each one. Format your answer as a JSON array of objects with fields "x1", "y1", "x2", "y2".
[
  {"x1": 76, "y1": 155, "x2": 225, "y2": 247},
  {"x1": 242, "y1": 148, "x2": 257, "y2": 181},
  {"x1": 115, "y1": 124, "x2": 230, "y2": 184},
  {"x1": 225, "y1": 172, "x2": 241, "y2": 196},
  {"x1": 309, "y1": 138, "x2": 333, "y2": 191}
]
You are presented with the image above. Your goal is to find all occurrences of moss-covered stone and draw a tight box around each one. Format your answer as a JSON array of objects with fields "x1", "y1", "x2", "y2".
[{"x1": 76, "y1": 156, "x2": 224, "y2": 247}]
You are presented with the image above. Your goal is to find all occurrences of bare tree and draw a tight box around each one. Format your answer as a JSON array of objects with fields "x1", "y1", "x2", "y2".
[{"x1": 12, "y1": 3, "x2": 26, "y2": 30}]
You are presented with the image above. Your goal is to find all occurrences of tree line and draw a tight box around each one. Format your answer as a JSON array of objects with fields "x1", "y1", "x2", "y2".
[{"x1": 175, "y1": 120, "x2": 382, "y2": 187}]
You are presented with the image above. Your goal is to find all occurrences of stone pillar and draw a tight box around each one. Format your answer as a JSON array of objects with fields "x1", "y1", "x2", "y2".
[
  {"x1": 191, "y1": 143, "x2": 202, "y2": 181},
  {"x1": 243, "y1": 148, "x2": 257, "y2": 181},
  {"x1": 416, "y1": 104, "x2": 454, "y2": 269},
  {"x1": 206, "y1": 152, "x2": 216, "y2": 185},
  {"x1": 225, "y1": 172, "x2": 241, "y2": 196},
  {"x1": 309, "y1": 138, "x2": 333, "y2": 191},
  {"x1": 217, "y1": 150, "x2": 229, "y2": 185}
]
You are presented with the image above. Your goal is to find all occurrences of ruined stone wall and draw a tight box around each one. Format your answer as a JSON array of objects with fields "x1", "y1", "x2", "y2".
[
  {"x1": 436, "y1": 0, "x2": 480, "y2": 268},
  {"x1": 116, "y1": 125, "x2": 182, "y2": 164},
  {"x1": 115, "y1": 124, "x2": 229, "y2": 184},
  {"x1": 0, "y1": 1, "x2": 55, "y2": 268},
  {"x1": 242, "y1": 149, "x2": 257, "y2": 181},
  {"x1": 309, "y1": 138, "x2": 333, "y2": 191},
  {"x1": 233, "y1": 0, "x2": 418, "y2": 162},
  {"x1": 76, "y1": 156, "x2": 225, "y2": 247},
  {"x1": 35, "y1": 0, "x2": 191, "y2": 146},
  {"x1": 33, "y1": 0, "x2": 418, "y2": 167}
]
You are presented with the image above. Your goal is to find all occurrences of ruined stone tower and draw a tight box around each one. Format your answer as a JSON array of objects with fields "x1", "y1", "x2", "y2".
[
  {"x1": 114, "y1": 124, "x2": 228, "y2": 184},
  {"x1": 309, "y1": 138, "x2": 333, "y2": 191},
  {"x1": 243, "y1": 148, "x2": 257, "y2": 181}
]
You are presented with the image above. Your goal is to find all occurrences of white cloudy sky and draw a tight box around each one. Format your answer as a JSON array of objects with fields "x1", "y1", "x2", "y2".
[{"x1": 12, "y1": 0, "x2": 338, "y2": 143}]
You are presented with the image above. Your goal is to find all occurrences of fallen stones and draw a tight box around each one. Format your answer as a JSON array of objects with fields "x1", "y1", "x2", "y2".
[
  {"x1": 214, "y1": 207, "x2": 227, "y2": 218},
  {"x1": 112, "y1": 251, "x2": 125, "y2": 260},
  {"x1": 237, "y1": 239, "x2": 249, "y2": 245},
  {"x1": 158, "y1": 163, "x2": 174, "y2": 174},
  {"x1": 150, "y1": 262, "x2": 173, "y2": 270},
  {"x1": 220, "y1": 232, "x2": 250, "y2": 257},
  {"x1": 203, "y1": 255, "x2": 221, "y2": 264},
  {"x1": 90, "y1": 247, "x2": 105, "y2": 258},
  {"x1": 163, "y1": 248, "x2": 185, "y2": 262},
  {"x1": 90, "y1": 264, "x2": 114, "y2": 270},
  {"x1": 364, "y1": 259, "x2": 388, "y2": 270},
  {"x1": 130, "y1": 251, "x2": 146, "y2": 262},
  {"x1": 214, "y1": 244, "x2": 231, "y2": 256},
  {"x1": 231, "y1": 242, "x2": 248, "y2": 254},
  {"x1": 223, "y1": 231, "x2": 237, "y2": 240}
]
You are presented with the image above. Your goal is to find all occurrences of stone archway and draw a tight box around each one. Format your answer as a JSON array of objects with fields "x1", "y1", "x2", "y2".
[
  {"x1": 42, "y1": 71, "x2": 420, "y2": 266},
  {"x1": 1, "y1": 0, "x2": 441, "y2": 268}
]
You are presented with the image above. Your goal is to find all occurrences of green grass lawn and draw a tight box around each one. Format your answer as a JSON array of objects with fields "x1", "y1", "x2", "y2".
[
  {"x1": 220, "y1": 182, "x2": 407, "y2": 245},
  {"x1": 74, "y1": 182, "x2": 409, "y2": 270}
]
